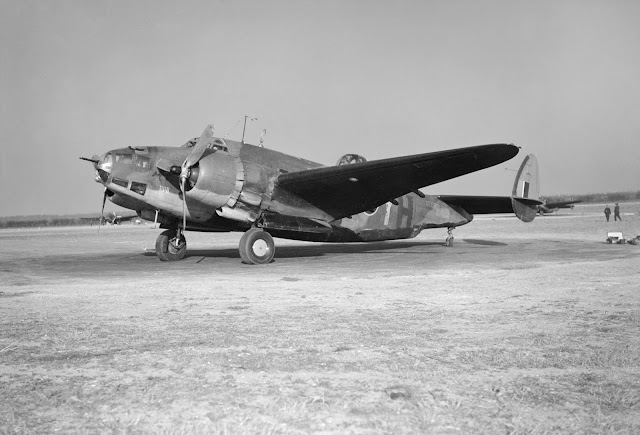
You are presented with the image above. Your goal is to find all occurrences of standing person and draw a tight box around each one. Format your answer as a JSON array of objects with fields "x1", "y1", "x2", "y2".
[
  {"x1": 604, "y1": 205, "x2": 611, "y2": 221},
  {"x1": 614, "y1": 203, "x2": 621, "y2": 221}
]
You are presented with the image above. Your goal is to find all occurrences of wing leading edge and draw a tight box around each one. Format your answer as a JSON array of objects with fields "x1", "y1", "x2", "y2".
[{"x1": 276, "y1": 144, "x2": 519, "y2": 220}]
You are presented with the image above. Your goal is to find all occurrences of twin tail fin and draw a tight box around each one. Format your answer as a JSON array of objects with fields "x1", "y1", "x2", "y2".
[{"x1": 511, "y1": 154, "x2": 542, "y2": 222}]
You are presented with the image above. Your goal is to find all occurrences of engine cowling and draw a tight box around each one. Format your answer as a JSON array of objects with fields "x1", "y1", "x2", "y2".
[{"x1": 187, "y1": 151, "x2": 237, "y2": 209}]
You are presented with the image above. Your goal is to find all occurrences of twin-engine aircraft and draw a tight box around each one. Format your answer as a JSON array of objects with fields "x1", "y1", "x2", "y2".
[
  {"x1": 81, "y1": 124, "x2": 542, "y2": 264},
  {"x1": 537, "y1": 199, "x2": 582, "y2": 215}
]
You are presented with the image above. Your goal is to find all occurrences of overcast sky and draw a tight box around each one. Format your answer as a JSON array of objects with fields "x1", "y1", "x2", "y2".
[{"x1": 1, "y1": 0, "x2": 639, "y2": 217}]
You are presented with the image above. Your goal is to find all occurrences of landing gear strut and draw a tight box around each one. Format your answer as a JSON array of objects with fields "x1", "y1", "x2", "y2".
[
  {"x1": 155, "y1": 229, "x2": 187, "y2": 261},
  {"x1": 444, "y1": 227, "x2": 454, "y2": 247},
  {"x1": 239, "y1": 228, "x2": 275, "y2": 265}
]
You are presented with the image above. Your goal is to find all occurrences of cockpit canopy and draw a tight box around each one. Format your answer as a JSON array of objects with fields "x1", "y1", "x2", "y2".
[
  {"x1": 98, "y1": 149, "x2": 151, "y2": 174},
  {"x1": 182, "y1": 137, "x2": 229, "y2": 153},
  {"x1": 182, "y1": 138, "x2": 199, "y2": 148}
]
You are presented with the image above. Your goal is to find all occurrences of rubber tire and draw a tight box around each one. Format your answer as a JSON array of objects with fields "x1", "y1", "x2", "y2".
[
  {"x1": 155, "y1": 229, "x2": 187, "y2": 261},
  {"x1": 239, "y1": 229, "x2": 275, "y2": 265}
]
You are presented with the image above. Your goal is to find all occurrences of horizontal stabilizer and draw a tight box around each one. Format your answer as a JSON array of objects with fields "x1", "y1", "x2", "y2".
[{"x1": 438, "y1": 196, "x2": 514, "y2": 214}]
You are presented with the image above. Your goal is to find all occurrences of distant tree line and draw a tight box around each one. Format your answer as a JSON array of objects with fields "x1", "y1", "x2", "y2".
[
  {"x1": 543, "y1": 190, "x2": 640, "y2": 204},
  {"x1": 0, "y1": 215, "x2": 99, "y2": 229}
]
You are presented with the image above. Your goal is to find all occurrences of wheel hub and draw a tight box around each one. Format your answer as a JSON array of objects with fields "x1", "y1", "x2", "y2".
[{"x1": 252, "y1": 239, "x2": 269, "y2": 256}]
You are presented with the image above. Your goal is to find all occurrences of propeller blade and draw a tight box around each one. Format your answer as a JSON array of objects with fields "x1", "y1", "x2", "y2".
[
  {"x1": 176, "y1": 124, "x2": 214, "y2": 233},
  {"x1": 99, "y1": 188, "x2": 107, "y2": 234},
  {"x1": 180, "y1": 176, "x2": 187, "y2": 232},
  {"x1": 183, "y1": 124, "x2": 214, "y2": 170}
]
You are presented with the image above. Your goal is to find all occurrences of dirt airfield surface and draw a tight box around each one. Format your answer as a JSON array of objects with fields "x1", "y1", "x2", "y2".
[{"x1": 1, "y1": 202, "x2": 639, "y2": 434}]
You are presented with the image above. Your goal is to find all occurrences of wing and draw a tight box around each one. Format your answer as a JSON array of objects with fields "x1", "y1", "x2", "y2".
[{"x1": 276, "y1": 144, "x2": 519, "y2": 220}]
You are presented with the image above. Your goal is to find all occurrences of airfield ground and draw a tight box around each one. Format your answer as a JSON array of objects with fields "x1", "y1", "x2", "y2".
[{"x1": 1, "y1": 202, "x2": 639, "y2": 434}]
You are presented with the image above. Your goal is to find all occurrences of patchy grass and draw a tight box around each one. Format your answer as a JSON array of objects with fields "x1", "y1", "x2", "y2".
[
  {"x1": 1, "y1": 224, "x2": 640, "y2": 433},
  {"x1": 2, "y1": 300, "x2": 639, "y2": 434}
]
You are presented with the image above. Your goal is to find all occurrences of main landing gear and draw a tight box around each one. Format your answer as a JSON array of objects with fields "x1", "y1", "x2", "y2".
[
  {"x1": 444, "y1": 227, "x2": 454, "y2": 247},
  {"x1": 154, "y1": 227, "x2": 276, "y2": 265},
  {"x1": 155, "y1": 229, "x2": 187, "y2": 261},
  {"x1": 239, "y1": 228, "x2": 275, "y2": 265}
]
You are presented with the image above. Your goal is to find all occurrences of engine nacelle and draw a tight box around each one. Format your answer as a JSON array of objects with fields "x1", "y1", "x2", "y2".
[{"x1": 187, "y1": 151, "x2": 237, "y2": 209}]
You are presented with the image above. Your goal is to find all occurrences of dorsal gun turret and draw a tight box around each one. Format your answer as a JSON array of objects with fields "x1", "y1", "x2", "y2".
[{"x1": 336, "y1": 154, "x2": 367, "y2": 165}]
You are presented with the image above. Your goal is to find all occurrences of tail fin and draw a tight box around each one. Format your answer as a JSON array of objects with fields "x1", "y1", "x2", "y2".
[{"x1": 511, "y1": 154, "x2": 542, "y2": 222}]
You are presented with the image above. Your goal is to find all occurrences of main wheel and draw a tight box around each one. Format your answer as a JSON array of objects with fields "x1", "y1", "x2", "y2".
[
  {"x1": 155, "y1": 229, "x2": 187, "y2": 261},
  {"x1": 239, "y1": 229, "x2": 275, "y2": 265}
]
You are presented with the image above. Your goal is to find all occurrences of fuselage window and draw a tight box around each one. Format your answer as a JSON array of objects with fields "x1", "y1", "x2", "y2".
[
  {"x1": 115, "y1": 153, "x2": 133, "y2": 165},
  {"x1": 135, "y1": 155, "x2": 150, "y2": 171},
  {"x1": 112, "y1": 177, "x2": 128, "y2": 187},
  {"x1": 130, "y1": 181, "x2": 147, "y2": 195}
]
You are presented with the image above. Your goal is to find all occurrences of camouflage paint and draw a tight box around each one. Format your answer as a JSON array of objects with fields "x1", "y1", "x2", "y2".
[
  {"x1": 94, "y1": 139, "x2": 332, "y2": 230},
  {"x1": 328, "y1": 193, "x2": 471, "y2": 242}
]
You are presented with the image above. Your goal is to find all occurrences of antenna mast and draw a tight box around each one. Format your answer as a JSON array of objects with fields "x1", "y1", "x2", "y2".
[
  {"x1": 241, "y1": 115, "x2": 248, "y2": 144},
  {"x1": 241, "y1": 115, "x2": 258, "y2": 144}
]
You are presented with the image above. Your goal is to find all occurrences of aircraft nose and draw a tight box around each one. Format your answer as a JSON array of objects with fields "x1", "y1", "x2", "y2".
[{"x1": 95, "y1": 152, "x2": 113, "y2": 183}]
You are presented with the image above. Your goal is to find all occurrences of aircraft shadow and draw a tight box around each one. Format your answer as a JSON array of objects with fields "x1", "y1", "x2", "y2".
[
  {"x1": 463, "y1": 239, "x2": 507, "y2": 246},
  {"x1": 142, "y1": 238, "x2": 504, "y2": 260}
]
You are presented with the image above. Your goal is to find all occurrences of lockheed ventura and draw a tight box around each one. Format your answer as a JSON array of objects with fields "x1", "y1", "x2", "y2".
[{"x1": 81, "y1": 124, "x2": 542, "y2": 264}]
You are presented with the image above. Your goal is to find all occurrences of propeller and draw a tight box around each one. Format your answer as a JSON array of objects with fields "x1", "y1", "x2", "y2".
[
  {"x1": 177, "y1": 124, "x2": 215, "y2": 232},
  {"x1": 99, "y1": 187, "x2": 107, "y2": 234}
]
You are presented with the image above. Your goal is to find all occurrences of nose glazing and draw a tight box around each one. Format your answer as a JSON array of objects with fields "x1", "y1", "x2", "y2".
[{"x1": 95, "y1": 153, "x2": 113, "y2": 183}]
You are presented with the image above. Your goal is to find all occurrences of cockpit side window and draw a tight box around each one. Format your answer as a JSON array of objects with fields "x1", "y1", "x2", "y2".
[
  {"x1": 115, "y1": 153, "x2": 133, "y2": 165},
  {"x1": 135, "y1": 155, "x2": 150, "y2": 171}
]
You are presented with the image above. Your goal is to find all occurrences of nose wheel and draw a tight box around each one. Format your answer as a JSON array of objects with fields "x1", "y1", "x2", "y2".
[
  {"x1": 155, "y1": 229, "x2": 187, "y2": 261},
  {"x1": 239, "y1": 229, "x2": 275, "y2": 265}
]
